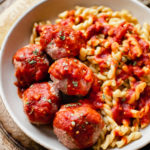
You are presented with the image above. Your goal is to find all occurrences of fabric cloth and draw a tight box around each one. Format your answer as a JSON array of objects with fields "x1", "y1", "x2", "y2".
[{"x1": 0, "y1": 0, "x2": 46, "y2": 149}]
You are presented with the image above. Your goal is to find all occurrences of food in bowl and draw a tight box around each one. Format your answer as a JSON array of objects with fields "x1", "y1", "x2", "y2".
[{"x1": 12, "y1": 5, "x2": 150, "y2": 150}]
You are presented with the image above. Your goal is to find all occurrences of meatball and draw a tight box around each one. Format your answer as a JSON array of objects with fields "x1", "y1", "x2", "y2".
[
  {"x1": 13, "y1": 44, "x2": 49, "y2": 87},
  {"x1": 48, "y1": 58, "x2": 94, "y2": 96},
  {"x1": 53, "y1": 102, "x2": 104, "y2": 149},
  {"x1": 39, "y1": 24, "x2": 85, "y2": 59},
  {"x1": 23, "y1": 82, "x2": 60, "y2": 125}
]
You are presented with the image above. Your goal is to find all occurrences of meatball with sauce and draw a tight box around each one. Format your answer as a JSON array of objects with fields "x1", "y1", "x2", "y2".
[
  {"x1": 13, "y1": 44, "x2": 49, "y2": 87},
  {"x1": 39, "y1": 24, "x2": 85, "y2": 59},
  {"x1": 48, "y1": 58, "x2": 94, "y2": 96},
  {"x1": 53, "y1": 102, "x2": 104, "y2": 149},
  {"x1": 23, "y1": 82, "x2": 60, "y2": 125}
]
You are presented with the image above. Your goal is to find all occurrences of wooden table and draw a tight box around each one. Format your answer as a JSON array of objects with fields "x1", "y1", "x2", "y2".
[{"x1": 0, "y1": 0, "x2": 150, "y2": 150}]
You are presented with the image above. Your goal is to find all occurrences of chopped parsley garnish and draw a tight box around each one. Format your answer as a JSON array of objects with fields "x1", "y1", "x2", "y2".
[
  {"x1": 133, "y1": 61, "x2": 137, "y2": 66},
  {"x1": 64, "y1": 67, "x2": 68, "y2": 70},
  {"x1": 72, "y1": 81, "x2": 78, "y2": 87},
  {"x1": 30, "y1": 85, "x2": 33, "y2": 88},
  {"x1": 26, "y1": 102, "x2": 30, "y2": 105},
  {"x1": 80, "y1": 113, "x2": 84, "y2": 116},
  {"x1": 65, "y1": 103, "x2": 81, "y2": 108},
  {"x1": 85, "y1": 121, "x2": 89, "y2": 125},
  {"x1": 121, "y1": 98, "x2": 126, "y2": 102},
  {"x1": 19, "y1": 54, "x2": 24, "y2": 58},
  {"x1": 59, "y1": 31, "x2": 62, "y2": 36},
  {"x1": 60, "y1": 35, "x2": 65, "y2": 40},
  {"x1": 42, "y1": 97, "x2": 47, "y2": 101},
  {"x1": 77, "y1": 103, "x2": 82, "y2": 106},
  {"x1": 65, "y1": 104, "x2": 74, "y2": 107},
  {"x1": 28, "y1": 60, "x2": 36, "y2": 65},
  {"x1": 47, "y1": 99, "x2": 52, "y2": 104},
  {"x1": 62, "y1": 62, "x2": 67, "y2": 66},
  {"x1": 71, "y1": 121, "x2": 76, "y2": 126},
  {"x1": 102, "y1": 94, "x2": 105, "y2": 100},
  {"x1": 49, "y1": 40, "x2": 54, "y2": 45},
  {"x1": 42, "y1": 97, "x2": 52, "y2": 104},
  {"x1": 74, "y1": 59, "x2": 77, "y2": 62},
  {"x1": 33, "y1": 48, "x2": 39, "y2": 55},
  {"x1": 59, "y1": 31, "x2": 65, "y2": 40},
  {"x1": 71, "y1": 114, "x2": 74, "y2": 116},
  {"x1": 29, "y1": 108, "x2": 34, "y2": 115}
]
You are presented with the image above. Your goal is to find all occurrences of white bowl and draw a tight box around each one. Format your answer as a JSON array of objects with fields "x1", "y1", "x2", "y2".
[{"x1": 0, "y1": 0, "x2": 150, "y2": 150}]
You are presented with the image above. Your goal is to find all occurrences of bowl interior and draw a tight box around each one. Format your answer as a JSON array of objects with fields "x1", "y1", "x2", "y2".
[{"x1": 1, "y1": 0, "x2": 150, "y2": 150}]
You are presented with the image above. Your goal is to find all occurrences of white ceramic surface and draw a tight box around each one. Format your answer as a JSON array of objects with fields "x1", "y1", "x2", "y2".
[{"x1": 0, "y1": 0, "x2": 150, "y2": 150}]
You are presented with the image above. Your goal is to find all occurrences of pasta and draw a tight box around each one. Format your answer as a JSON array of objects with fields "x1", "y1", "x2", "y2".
[{"x1": 30, "y1": 6, "x2": 150, "y2": 149}]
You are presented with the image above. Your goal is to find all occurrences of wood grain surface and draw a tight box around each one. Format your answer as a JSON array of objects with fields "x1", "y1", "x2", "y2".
[{"x1": 0, "y1": 0, "x2": 150, "y2": 150}]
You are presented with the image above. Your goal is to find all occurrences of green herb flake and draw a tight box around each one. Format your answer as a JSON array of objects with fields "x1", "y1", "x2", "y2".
[
  {"x1": 65, "y1": 103, "x2": 81, "y2": 108},
  {"x1": 72, "y1": 81, "x2": 78, "y2": 87},
  {"x1": 19, "y1": 54, "x2": 24, "y2": 58},
  {"x1": 77, "y1": 103, "x2": 81, "y2": 106},
  {"x1": 30, "y1": 85, "x2": 33, "y2": 88},
  {"x1": 118, "y1": 62, "x2": 121, "y2": 66},
  {"x1": 60, "y1": 35, "x2": 65, "y2": 40},
  {"x1": 121, "y1": 98, "x2": 126, "y2": 102},
  {"x1": 71, "y1": 114, "x2": 74, "y2": 117},
  {"x1": 59, "y1": 31, "x2": 62, "y2": 36},
  {"x1": 49, "y1": 41, "x2": 53, "y2": 45},
  {"x1": 71, "y1": 121, "x2": 76, "y2": 126},
  {"x1": 133, "y1": 61, "x2": 137, "y2": 66},
  {"x1": 47, "y1": 99, "x2": 52, "y2": 104},
  {"x1": 29, "y1": 108, "x2": 34, "y2": 115},
  {"x1": 42, "y1": 97, "x2": 52, "y2": 104},
  {"x1": 74, "y1": 59, "x2": 77, "y2": 62},
  {"x1": 65, "y1": 104, "x2": 71, "y2": 107},
  {"x1": 64, "y1": 67, "x2": 68, "y2": 70},
  {"x1": 62, "y1": 62, "x2": 67, "y2": 66},
  {"x1": 85, "y1": 121, "x2": 89, "y2": 125},
  {"x1": 80, "y1": 113, "x2": 84, "y2": 116},
  {"x1": 26, "y1": 102, "x2": 30, "y2": 105},
  {"x1": 64, "y1": 104, "x2": 75, "y2": 107},
  {"x1": 59, "y1": 31, "x2": 65, "y2": 40},
  {"x1": 42, "y1": 97, "x2": 47, "y2": 101},
  {"x1": 102, "y1": 94, "x2": 105, "y2": 100},
  {"x1": 33, "y1": 48, "x2": 39, "y2": 55},
  {"x1": 28, "y1": 60, "x2": 36, "y2": 65}
]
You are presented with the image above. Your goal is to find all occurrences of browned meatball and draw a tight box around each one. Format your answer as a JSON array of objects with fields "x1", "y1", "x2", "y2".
[
  {"x1": 39, "y1": 24, "x2": 85, "y2": 59},
  {"x1": 13, "y1": 44, "x2": 49, "y2": 87},
  {"x1": 53, "y1": 102, "x2": 104, "y2": 149},
  {"x1": 23, "y1": 82, "x2": 60, "y2": 125},
  {"x1": 48, "y1": 58, "x2": 94, "y2": 96}
]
